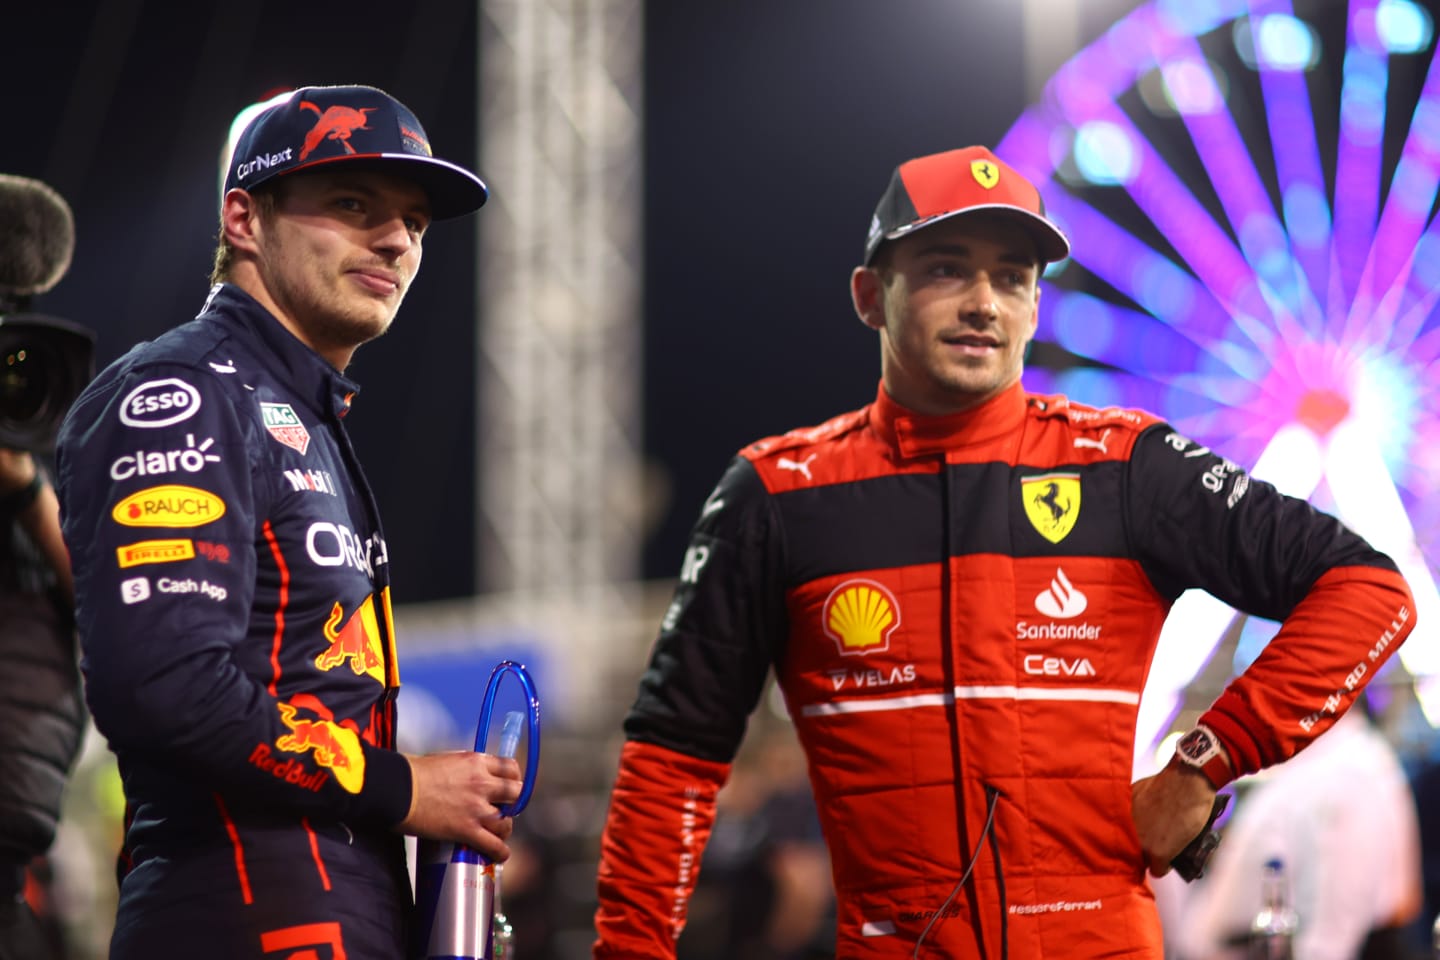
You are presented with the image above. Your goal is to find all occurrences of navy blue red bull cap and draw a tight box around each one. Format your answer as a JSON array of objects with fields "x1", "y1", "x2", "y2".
[
  {"x1": 223, "y1": 84, "x2": 488, "y2": 219},
  {"x1": 863, "y1": 146, "x2": 1070, "y2": 265}
]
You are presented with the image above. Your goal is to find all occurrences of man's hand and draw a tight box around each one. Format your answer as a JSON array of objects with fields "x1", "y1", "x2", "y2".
[
  {"x1": 400, "y1": 751, "x2": 524, "y2": 862},
  {"x1": 1131, "y1": 759, "x2": 1220, "y2": 877},
  {"x1": 0, "y1": 446, "x2": 73, "y2": 602},
  {"x1": 0, "y1": 448, "x2": 38, "y2": 495}
]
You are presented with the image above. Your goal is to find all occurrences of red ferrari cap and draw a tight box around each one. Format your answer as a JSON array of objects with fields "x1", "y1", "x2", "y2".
[{"x1": 863, "y1": 146, "x2": 1069, "y2": 265}]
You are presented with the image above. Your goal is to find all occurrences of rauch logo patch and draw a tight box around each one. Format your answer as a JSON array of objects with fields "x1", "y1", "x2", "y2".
[{"x1": 111, "y1": 485, "x2": 226, "y2": 528}]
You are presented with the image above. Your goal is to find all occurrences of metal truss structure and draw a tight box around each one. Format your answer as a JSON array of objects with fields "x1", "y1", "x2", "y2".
[{"x1": 474, "y1": 0, "x2": 646, "y2": 720}]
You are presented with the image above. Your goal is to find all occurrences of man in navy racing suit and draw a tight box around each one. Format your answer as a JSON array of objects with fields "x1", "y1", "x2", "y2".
[{"x1": 55, "y1": 84, "x2": 520, "y2": 959}]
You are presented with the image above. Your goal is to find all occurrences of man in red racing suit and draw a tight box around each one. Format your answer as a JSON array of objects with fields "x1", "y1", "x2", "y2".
[{"x1": 593, "y1": 147, "x2": 1416, "y2": 958}]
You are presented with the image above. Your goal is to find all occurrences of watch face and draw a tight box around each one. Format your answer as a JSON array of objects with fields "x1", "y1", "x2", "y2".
[{"x1": 1178, "y1": 729, "x2": 1216, "y2": 763}]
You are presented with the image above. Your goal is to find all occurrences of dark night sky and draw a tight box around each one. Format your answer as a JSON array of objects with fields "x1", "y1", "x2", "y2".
[{"x1": 5, "y1": 0, "x2": 1140, "y2": 601}]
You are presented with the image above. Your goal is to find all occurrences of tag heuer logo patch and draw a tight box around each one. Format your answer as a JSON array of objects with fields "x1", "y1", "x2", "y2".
[
  {"x1": 261, "y1": 402, "x2": 311, "y2": 456},
  {"x1": 1022, "y1": 473, "x2": 1080, "y2": 544}
]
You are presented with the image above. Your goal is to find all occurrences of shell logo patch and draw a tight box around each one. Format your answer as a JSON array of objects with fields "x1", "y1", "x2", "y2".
[
  {"x1": 823, "y1": 579, "x2": 901, "y2": 656},
  {"x1": 1023, "y1": 473, "x2": 1081, "y2": 544},
  {"x1": 971, "y1": 158, "x2": 1000, "y2": 189}
]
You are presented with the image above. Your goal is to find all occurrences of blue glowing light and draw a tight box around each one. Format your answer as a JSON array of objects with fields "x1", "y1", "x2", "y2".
[
  {"x1": 1074, "y1": 121, "x2": 1139, "y2": 185},
  {"x1": 1282, "y1": 182, "x2": 1331, "y2": 247},
  {"x1": 1376, "y1": 0, "x2": 1433, "y2": 54},
  {"x1": 1161, "y1": 57, "x2": 1224, "y2": 114},
  {"x1": 1255, "y1": 14, "x2": 1320, "y2": 71}
]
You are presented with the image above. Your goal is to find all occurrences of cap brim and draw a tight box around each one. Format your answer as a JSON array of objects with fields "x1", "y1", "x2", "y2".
[
  {"x1": 883, "y1": 203, "x2": 1070, "y2": 264},
  {"x1": 277, "y1": 152, "x2": 489, "y2": 220}
]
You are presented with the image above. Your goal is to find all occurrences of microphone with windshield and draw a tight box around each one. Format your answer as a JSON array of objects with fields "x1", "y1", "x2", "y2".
[{"x1": 0, "y1": 174, "x2": 95, "y2": 452}]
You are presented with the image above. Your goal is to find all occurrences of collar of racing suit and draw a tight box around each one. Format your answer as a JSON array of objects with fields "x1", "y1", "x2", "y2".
[
  {"x1": 202, "y1": 283, "x2": 364, "y2": 422},
  {"x1": 868, "y1": 378, "x2": 1028, "y2": 459}
]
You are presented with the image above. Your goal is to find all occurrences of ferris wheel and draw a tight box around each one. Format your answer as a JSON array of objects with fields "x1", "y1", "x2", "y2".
[{"x1": 997, "y1": 0, "x2": 1440, "y2": 745}]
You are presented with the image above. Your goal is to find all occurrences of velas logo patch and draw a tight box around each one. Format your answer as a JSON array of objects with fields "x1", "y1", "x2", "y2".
[{"x1": 299, "y1": 101, "x2": 376, "y2": 160}]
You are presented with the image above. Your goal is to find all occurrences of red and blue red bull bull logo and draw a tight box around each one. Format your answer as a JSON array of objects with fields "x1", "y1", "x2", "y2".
[
  {"x1": 273, "y1": 701, "x2": 365, "y2": 794},
  {"x1": 314, "y1": 595, "x2": 385, "y2": 683}
]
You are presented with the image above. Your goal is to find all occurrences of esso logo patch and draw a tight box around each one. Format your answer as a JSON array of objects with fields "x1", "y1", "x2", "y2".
[{"x1": 120, "y1": 379, "x2": 202, "y2": 428}]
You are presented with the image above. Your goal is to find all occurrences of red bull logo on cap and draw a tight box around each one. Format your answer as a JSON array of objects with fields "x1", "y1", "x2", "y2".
[
  {"x1": 314, "y1": 595, "x2": 385, "y2": 683},
  {"x1": 274, "y1": 701, "x2": 365, "y2": 794},
  {"x1": 299, "y1": 101, "x2": 376, "y2": 160}
]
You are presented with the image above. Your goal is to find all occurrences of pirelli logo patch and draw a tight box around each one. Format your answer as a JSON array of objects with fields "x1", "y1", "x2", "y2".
[
  {"x1": 117, "y1": 538, "x2": 196, "y2": 568},
  {"x1": 1022, "y1": 473, "x2": 1080, "y2": 544}
]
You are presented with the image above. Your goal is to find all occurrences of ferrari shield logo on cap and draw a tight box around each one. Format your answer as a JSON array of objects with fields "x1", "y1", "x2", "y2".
[
  {"x1": 970, "y1": 158, "x2": 1001, "y2": 189},
  {"x1": 1022, "y1": 473, "x2": 1081, "y2": 544}
]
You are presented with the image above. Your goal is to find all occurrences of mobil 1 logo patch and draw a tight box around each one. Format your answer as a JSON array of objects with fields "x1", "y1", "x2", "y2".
[{"x1": 120, "y1": 379, "x2": 202, "y2": 428}]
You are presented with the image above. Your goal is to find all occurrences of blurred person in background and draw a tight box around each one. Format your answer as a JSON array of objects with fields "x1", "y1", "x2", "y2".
[
  {"x1": 679, "y1": 725, "x2": 835, "y2": 960},
  {"x1": 592, "y1": 146, "x2": 1417, "y2": 958},
  {"x1": 1166, "y1": 692, "x2": 1422, "y2": 960},
  {"x1": 0, "y1": 446, "x2": 82, "y2": 960},
  {"x1": 0, "y1": 172, "x2": 92, "y2": 960}
]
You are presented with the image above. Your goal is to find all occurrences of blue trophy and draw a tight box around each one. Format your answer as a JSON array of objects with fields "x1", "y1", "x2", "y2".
[{"x1": 412, "y1": 660, "x2": 540, "y2": 959}]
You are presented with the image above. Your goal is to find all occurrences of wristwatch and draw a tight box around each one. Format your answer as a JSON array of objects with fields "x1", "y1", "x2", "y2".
[{"x1": 1174, "y1": 725, "x2": 1231, "y2": 789}]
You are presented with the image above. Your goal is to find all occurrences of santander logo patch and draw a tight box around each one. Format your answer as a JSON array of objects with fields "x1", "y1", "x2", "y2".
[{"x1": 1035, "y1": 568, "x2": 1087, "y2": 619}]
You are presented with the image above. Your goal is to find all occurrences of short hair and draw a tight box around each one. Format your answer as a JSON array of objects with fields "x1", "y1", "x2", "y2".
[{"x1": 209, "y1": 185, "x2": 279, "y2": 285}]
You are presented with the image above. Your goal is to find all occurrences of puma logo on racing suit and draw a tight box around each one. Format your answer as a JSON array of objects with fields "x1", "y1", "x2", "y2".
[
  {"x1": 777, "y1": 454, "x2": 817, "y2": 481},
  {"x1": 1073, "y1": 429, "x2": 1111, "y2": 454}
]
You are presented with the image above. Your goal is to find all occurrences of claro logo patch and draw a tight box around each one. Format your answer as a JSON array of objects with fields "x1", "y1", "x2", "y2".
[
  {"x1": 112, "y1": 485, "x2": 226, "y2": 528},
  {"x1": 119, "y1": 379, "x2": 202, "y2": 428}
]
